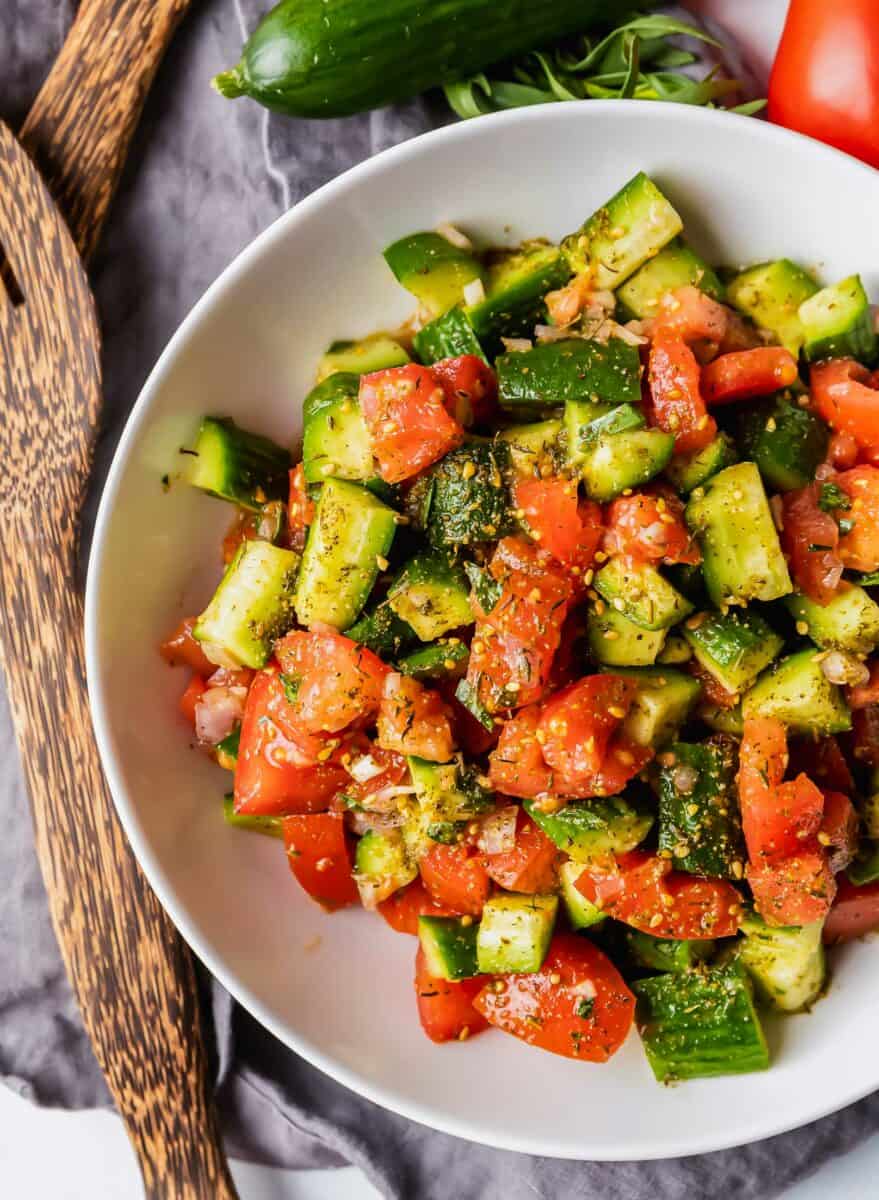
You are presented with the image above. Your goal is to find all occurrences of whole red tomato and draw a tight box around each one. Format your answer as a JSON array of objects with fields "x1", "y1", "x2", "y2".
[{"x1": 768, "y1": 0, "x2": 879, "y2": 169}]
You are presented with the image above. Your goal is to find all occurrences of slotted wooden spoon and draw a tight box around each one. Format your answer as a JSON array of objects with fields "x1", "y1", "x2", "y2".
[{"x1": 0, "y1": 1, "x2": 238, "y2": 1195}]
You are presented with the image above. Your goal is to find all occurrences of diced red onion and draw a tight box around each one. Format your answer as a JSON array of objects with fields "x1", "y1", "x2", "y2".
[
  {"x1": 500, "y1": 337, "x2": 533, "y2": 353},
  {"x1": 436, "y1": 222, "x2": 473, "y2": 252},
  {"x1": 821, "y1": 651, "x2": 870, "y2": 687},
  {"x1": 476, "y1": 805, "x2": 519, "y2": 855},
  {"x1": 463, "y1": 278, "x2": 486, "y2": 306},
  {"x1": 194, "y1": 685, "x2": 247, "y2": 747}
]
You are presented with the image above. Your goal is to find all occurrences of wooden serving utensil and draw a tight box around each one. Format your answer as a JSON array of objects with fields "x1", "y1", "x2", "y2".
[{"x1": 0, "y1": 1, "x2": 238, "y2": 1196}]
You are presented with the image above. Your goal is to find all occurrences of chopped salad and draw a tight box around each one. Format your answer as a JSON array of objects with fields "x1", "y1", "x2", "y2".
[{"x1": 162, "y1": 171, "x2": 879, "y2": 1082}]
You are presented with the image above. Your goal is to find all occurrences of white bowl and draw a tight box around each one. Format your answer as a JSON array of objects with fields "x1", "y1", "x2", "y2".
[{"x1": 86, "y1": 101, "x2": 879, "y2": 1160}]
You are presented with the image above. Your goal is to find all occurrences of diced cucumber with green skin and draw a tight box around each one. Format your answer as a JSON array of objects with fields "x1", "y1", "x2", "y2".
[
  {"x1": 698, "y1": 702, "x2": 744, "y2": 736},
  {"x1": 848, "y1": 842, "x2": 879, "y2": 886},
  {"x1": 476, "y1": 893, "x2": 558, "y2": 975},
  {"x1": 684, "y1": 609, "x2": 784, "y2": 695},
  {"x1": 397, "y1": 640, "x2": 469, "y2": 681},
  {"x1": 354, "y1": 830, "x2": 416, "y2": 908},
  {"x1": 616, "y1": 237, "x2": 725, "y2": 319},
  {"x1": 388, "y1": 553, "x2": 472, "y2": 641},
  {"x1": 743, "y1": 647, "x2": 851, "y2": 735},
  {"x1": 558, "y1": 861, "x2": 607, "y2": 930},
  {"x1": 496, "y1": 338, "x2": 642, "y2": 416},
  {"x1": 686, "y1": 463, "x2": 792, "y2": 607},
  {"x1": 454, "y1": 678, "x2": 496, "y2": 731},
  {"x1": 215, "y1": 728, "x2": 241, "y2": 771},
  {"x1": 294, "y1": 479, "x2": 397, "y2": 630},
  {"x1": 498, "y1": 419, "x2": 562, "y2": 479},
  {"x1": 466, "y1": 243, "x2": 571, "y2": 353},
  {"x1": 222, "y1": 793, "x2": 283, "y2": 839},
  {"x1": 657, "y1": 634, "x2": 693, "y2": 666},
  {"x1": 736, "y1": 398, "x2": 828, "y2": 493},
  {"x1": 626, "y1": 930, "x2": 716, "y2": 974},
  {"x1": 463, "y1": 562, "x2": 502, "y2": 615},
  {"x1": 423, "y1": 442, "x2": 513, "y2": 548},
  {"x1": 383, "y1": 231, "x2": 484, "y2": 318},
  {"x1": 316, "y1": 335, "x2": 410, "y2": 382},
  {"x1": 564, "y1": 397, "x2": 619, "y2": 468},
  {"x1": 634, "y1": 962, "x2": 770, "y2": 1082},
  {"x1": 525, "y1": 796, "x2": 654, "y2": 862},
  {"x1": 181, "y1": 416, "x2": 292, "y2": 509},
  {"x1": 194, "y1": 540, "x2": 300, "y2": 669},
  {"x1": 347, "y1": 601, "x2": 417, "y2": 657},
  {"x1": 594, "y1": 558, "x2": 693, "y2": 632},
  {"x1": 562, "y1": 172, "x2": 684, "y2": 290},
  {"x1": 606, "y1": 667, "x2": 702, "y2": 748},
  {"x1": 408, "y1": 757, "x2": 493, "y2": 826},
  {"x1": 738, "y1": 912, "x2": 825, "y2": 1013},
  {"x1": 664, "y1": 433, "x2": 737, "y2": 495},
  {"x1": 726, "y1": 259, "x2": 820, "y2": 356},
  {"x1": 657, "y1": 738, "x2": 745, "y2": 879},
  {"x1": 302, "y1": 374, "x2": 375, "y2": 484},
  {"x1": 580, "y1": 425, "x2": 676, "y2": 503},
  {"x1": 785, "y1": 586, "x2": 879, "y2": 655},
  {"x1": 413, "y1": 306, "x2": 488, "y2": 365},
  {"x1": 587, "y1": 603, "x2": 667, "y2": 667},
  {"x1": 418, "y1": 916, "x2": 481, "y2": 981},
  {"x1": 799, "y1": 274, "x2": 878, "y2": 364}
]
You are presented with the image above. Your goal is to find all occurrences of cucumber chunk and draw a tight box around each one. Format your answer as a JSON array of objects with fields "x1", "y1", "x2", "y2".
[
  {"x1": 737, "y1": 911, "x2": 825, "y2": 1013},
  {"x1": 384, "y1": 231, "x2": 484, "y2": 318},
  {"x1": 657, "y1": 634, "x2": 692, "y2": 666},
  {"x1": 408, "y1": 757, "x2": 493, "y2": 827},
  {"x1": 476, "y1": 893, "x2": 558, "y2": 975},
  {"x1": 587, "y1": 603, "x2": 667, "y2": 667},
  {"x1": 684, "y1": 609, "x2": 784, "y2": 695},
  {"x1": 466, "y1": 243, "x2": 571, "y2": 353},
  {"x1": 698, "y1": 702, "x2": 744, "y2": 736},
  {"x1": 222, "y1": 793, "x2": 282, "y2": 839},
  {"x1": 736, "y1": 398, "x2": 828, "y2": 493},
  {"x1": 634, "y1": 962, "x2": 770, "y2": 1082},
  {"x1": 397, "y1": 640, "x2": 469, "y2": 681},
  {"x1": 726, "y1": 259, "x2": 820, "y2": 356},
  {"x1": 302, "y1": 373, "x2": 375, "y2": 484},
  {"x1": 785, "y1": 585, "x2": 879, "y2": 655},
  {"x1": 799, "y1": 274, "x2": 878, "y2": 364},
  {"x1": 657, "y1": 739, "x2": 745, "y2": 879},
  {"x1": 580, "y1": 424, "x2": 675, "y2": 503},
  {"x1": 413, "y1": 306, "x2": 488, "y2": 365},
  {"x1": 347, "y1": 600, "x2": 417, "y2": 657},
  {"x1": 607, "y1": 667, "x2": 702, "y2": 748},
  {"x1": 418, "y1": 916, "x2": 481, "y2": 981},
  {"x1": 388, "y1": 553, "x2": 473, "y2": 641},
  {"x1": 181, "y1": 416, "x2": 291, "y2": 509},
  {"x1": 743, "y1": 647, "x2": 851, "y2": 735},
  {"x1": 616, "y1": 237, "x2": 725, "y2": 319},
  {"x1": 664, "y1": 433, "x2": 736, "y2": 495},
  {"x1": 558, "y1": 861, "x2": 607, "y2": 930},
  {"x1": 423, "y1": 442, "x2": 513, "y2": 548},
  {"x1": 686, "y1": 462, "x2": 792, "y2": 607},
  {"x1": 497, "y1": 338, "x2": 642, "y2": 416},
  {"x1": 626, "y1": 930, "x2": 715, "y2": 974},
  {"x1": 562, "y1": 172, "x2": 683, "y2": 290},
  {"x1": 564, "y1": 397, "x2": 625, "y2": 466},
  {"x1": 594, "y1": 558, "x2": 693, "y2": 631},
  {"x1": 294, "y1": 479, "x2": 397, "y2": 630},
  {"x1": 194, "y1": 540, "x2": 300, "y2": 669},
  {"x1": 499, "y1": 419, "x2": 562, "y2": 478},
  {"x1": 525, "y1": 796, "x2": 654, "y2": 862},
  {"x1": 354, "y1": 830, "x2": 416, "y2": 908},
  {"x1": 216, "y1": 728, "x2": 241, "y2": 771},
  {"x1": 316, "y1": 335, "x2": 410, "y2": 382}
]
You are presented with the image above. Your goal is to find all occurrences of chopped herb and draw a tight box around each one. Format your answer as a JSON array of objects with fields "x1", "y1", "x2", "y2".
[
  {"x1": 838, "y1": 518, "x2": 855, "y2": 536},
  {"x1": 464, "y1": 561, "x2": 502, "y2": 613},
  {"x1": 455, "y1": 677, "x2": 495, "y2": 730},
  {"x1": 575, "y1": 997, "x2": 595, "y2": 1019},
  {"x1": 818, "y1": 482, "x2": 851, "y2": 512},
  {"x1": 280, "y1": 673, "x2": 301, "y2": 703}
]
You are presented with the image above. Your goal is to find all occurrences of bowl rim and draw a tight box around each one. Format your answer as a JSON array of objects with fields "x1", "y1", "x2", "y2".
[{"x1": 85, "y1": 99, "x2": 879, "y2": 1161}]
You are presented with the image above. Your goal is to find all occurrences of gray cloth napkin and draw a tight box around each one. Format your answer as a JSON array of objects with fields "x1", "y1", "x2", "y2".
[{"x1": 2, "y1": 2, "x2": 878, "y2": 1196}]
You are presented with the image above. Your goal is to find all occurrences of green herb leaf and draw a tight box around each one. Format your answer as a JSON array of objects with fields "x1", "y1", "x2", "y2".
[
  {"x1": 280, "y1": 673, "x2": 301, "y2": 704},
  {"x1": 818, "y1": 482, "x2": 852, "y2": 512}
]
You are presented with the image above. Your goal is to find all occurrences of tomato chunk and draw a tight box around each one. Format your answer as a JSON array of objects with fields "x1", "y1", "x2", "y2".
[
  {"x1": 647, "y1": 329, "x2": 716, "y2": 454},
  {"x1": 513, "y1": 478, "x2": 603, "y2": 573},
  {"x1": 288, "y1": 462, "x2": 314, "y2": 551},
  {"x1": 341, "y1": 744, "x2": 408, "y2": 808},
  {"x1": 489, "y1": 706, "x2": 554, "y2": 799},
  {"x1": 602, "y1": 487, "x2": 699, "y2": 565},
  {"x1": 282, "y1": 812, "x2": 359, "y2": 911},
  {"x1": 376, "y1": 673, "x2": 456, "y2": 762},
  {"x1": 415, "y1": 945, "x2": 489, "y2": 1043},
  {"x1": 275, "y1": 629, "x2": 389, "y2": 734},
  {"x1": 738, "y1": 717, "x2": 824, "y2": 863},
  {"x1": 161, "y1": 617, "x2": 215, "y2": 675},
  {"x1": 419, "y1": 842, "x2": 490, "y2": 916},
  {"x1": 378, "y1": 878, "x2": 458, "y2": 935},
  {"x1": 819, "y1": 790, "x2": 859, "y2": 874},
  {"x1": 747, "y1": 852, "x2": 836, "y2": 927},
  {"x1": 848, "y1": 660, "x2": 879, "y2": 711},
  {"x1": 473, "y1": 932, "x2": 635, "y2": 1061},
  {"x1": 823, "y1": 878, "x2": 879, "y2": 945},
  {"x1": 430, "y1": 355, "x2": 498, "y2": 426},
  {"x1": 835, "y1": 466, "x2": 879, "y2": 573},
  {"x1": 780, "y1": 484, "x2": 843, "y2": 605},
  {"x1": 701, "y1": 348, "x2": 798, "y2": 406},
  {"x1": 179, "y1": 674, "x2": 206, "y2": 726},
  {"x1": 359, "y1": 364, "x2": 464, "y2": 483},
  {"x1": 482, "y1": 808, "x2": 558, "y2": 894},
  {"x1": 812, "y1": 358, "x2": 879, "y2": 449},
  {"x1": 653, "y1": 286, "x2": 730, "y2": 345}
]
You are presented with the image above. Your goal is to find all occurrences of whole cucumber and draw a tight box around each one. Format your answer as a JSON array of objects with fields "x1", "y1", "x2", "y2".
[{"x1": 214, "y1": 0, "x2": 621, "y2": 118}]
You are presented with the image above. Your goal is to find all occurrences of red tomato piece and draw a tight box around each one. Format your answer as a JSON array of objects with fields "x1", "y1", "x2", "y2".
[
  {"x1": 747, "y1": 852, "x2": 836, "y2": 927},
  {"x1": 823, "y1": 878, "x2": 879, "y2": 945},
  {"x1": 419, "y1": 842, "x2": 490, "y2": 917},
  {"x1": 359, "y1": 364, "x2": 464, "y2": 483},
  {"x1": 341, "y1": 744, "x2": 408, "y2": 808},
  {"x1": 827, "y1": 430, "x2": 860, "y2": 470},
  {"x1": 376, "y1": 673, "x2": 456, "y2": 762},
  {"x1": 179, "y1": 674, "x2": 206, "y2": 726},
  {"x1": 234, "y1": 671, "x2": 350, "y2": 816},
  {"x1": 780, "y1": 483, "x2": 844, "y2": 605},
  {"x1": 378, "y1": 878, "x2": 458, "y2": 935},
  {"x1": 288, "y1": 462, "x2": 314, "y2": 551},
  {"x1": 473, "y1": 932, "x2": 635, "y2": 1062},
  {"x1": 738, "y1": 717, "x2": 825, "y2": 863},
  {"x1": 513, "y1": 478, "x2": 603, "y2": 573},
  {"x1": 835, "y1": 466, "x2": 879, "y2": 572},
  {"x1": 848, "y1": 661, "x2": 879, "y2": 711},
  {"x1": 538, "y1": 676, "x2": 636, "y2": 782},
  {"x1": 282, "y1": 812, "x2": 359, "y2": 911},
  {"x1": 482, "y1": 808, "x2": 558, "y2": 894},
  {"x1": 429, "y1": 355, "x2": 498, "y2": 426},
  {"x1": 788, "y1": 735, "x2": 855, "y2": 792},
  {"x1": 701, "y1": 348, "x2": 798, "y2": 406},
  {"x1": 812, "y1": 358, "x2": 879, "y2": 449},
  {"x1": 602, "y1": 487, "x2": 700, "y2": 565},
  {"x1": 414, "y1": 945, "x2": 489, "y2": 1043},
  {"x1": 161, "y1": 617, "x2": 215, "y2": 675},
  {"x1": 653, "y1": 286, "x2": 730, "y2": 345},
  {"x1": 489, "y1": 706, "x2": 554, "y2": 799},
  {"x1": 819, "y1": 790, "x2": 859, "y2": 874},
  {"x1": 647, "y1": 329, "x2": 716, "y2": 454},
  {"x1": 275, "y1": 629, "x2": 389, "y2": 734}
]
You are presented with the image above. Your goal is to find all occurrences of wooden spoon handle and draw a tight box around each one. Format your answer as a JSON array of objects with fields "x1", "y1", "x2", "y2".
[{"x1": 19, "y1": 0, "x2": 193, "y2": 263}]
